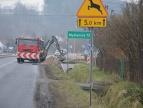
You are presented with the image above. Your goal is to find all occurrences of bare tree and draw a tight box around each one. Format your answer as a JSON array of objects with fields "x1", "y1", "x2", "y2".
[{"x1": 95, "y1": 1, "x2": 143, "y2": 84}]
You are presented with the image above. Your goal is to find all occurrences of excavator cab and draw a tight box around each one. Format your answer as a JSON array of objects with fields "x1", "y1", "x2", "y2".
[{"x1": 40, "y1": 39, "x2": 45, "y2": 50}]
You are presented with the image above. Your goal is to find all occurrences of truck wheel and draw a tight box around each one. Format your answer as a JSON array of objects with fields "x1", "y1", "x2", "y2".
[
  {"x1": 33, "y1": 59, "x2": 39, "y2": 63},
  {"x1": 21, "y1": 59, "x2": 24, "y2": 62},
  {"x1": 36, "y1": 59, "x2": 39, "y2": 63},
  {"x1": 17, "y1": 58, "x2": 20, "y2": 62},
  {"x1": 17, "y1": 58, "x2": 24, "y2": 63},
  {"x1": 40, "y1": 58, "x2": 45, "y2": 62}
]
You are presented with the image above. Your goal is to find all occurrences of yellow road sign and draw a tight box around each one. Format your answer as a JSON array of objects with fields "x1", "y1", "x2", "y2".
[
  {"x1": 76, "y1": 0, "x2": 108, "y2": 17},
  {"x1": 77, "y1": 18, "x2": 106, "y2": 27}
]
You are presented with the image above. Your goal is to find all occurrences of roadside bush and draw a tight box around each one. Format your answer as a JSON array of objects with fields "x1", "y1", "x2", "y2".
[{"x1": 101, "y1": 81, "x2": 143, "y2": 108}]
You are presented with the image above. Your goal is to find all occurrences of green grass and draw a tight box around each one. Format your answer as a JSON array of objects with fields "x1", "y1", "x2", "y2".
[
  {"x1": 64, "y1": 63, "x2": 143, "y2": 108},
  {"x1": 45, "y1": 62, "x2": 97, "y2": 108},
  {"x1": 98, "y1": 81, "x2": 143, "y2": 108},
  {"x1": 44, "y1": 60, "x2": 143, "y2": 108},
  {"x1": 68, "y1": 64, "x2": 119, "y2": 83},
  {"x1": 56, "y1": 80, "x2": 96, "y2": 108},
  {"x1": 45, "y1": 62, "x2": 70, "y2": 80}
]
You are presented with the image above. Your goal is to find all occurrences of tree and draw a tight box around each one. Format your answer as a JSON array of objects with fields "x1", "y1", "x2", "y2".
[{"x1": 95, "y1": 1, "x2": 143, "y2": 84}]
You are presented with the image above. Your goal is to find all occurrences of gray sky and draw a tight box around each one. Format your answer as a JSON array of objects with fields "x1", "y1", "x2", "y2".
[
  {"x1": 0, "y1": 0, "x2": 138, "y2": 10},
  {"x1": 0, "y1": 0, "x2": 130, "y2": 36},
  {"x1": 0, "y1": 0, "x2": 44, "y2": 11}
]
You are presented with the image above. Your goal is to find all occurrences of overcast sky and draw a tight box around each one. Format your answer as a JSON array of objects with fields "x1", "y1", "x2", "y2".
[
  {"x1": 0, "y1": 0, "x2": 139, "y2": 11},
  {"x1": 0, "y1": 0, "x2": 44, "y2": 11},
  {"x1": 0, "y1": 0, "x2": 139, "y2": 36}
]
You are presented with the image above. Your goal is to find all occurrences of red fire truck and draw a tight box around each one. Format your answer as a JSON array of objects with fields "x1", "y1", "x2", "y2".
[{"x1": 15, "y1": 35, "x2": 65, "y2": 63}]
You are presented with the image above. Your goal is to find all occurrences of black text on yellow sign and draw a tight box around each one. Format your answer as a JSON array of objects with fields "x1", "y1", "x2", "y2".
[{"x1": 77, "y1": 18, "x2": 106, "y2": 28}]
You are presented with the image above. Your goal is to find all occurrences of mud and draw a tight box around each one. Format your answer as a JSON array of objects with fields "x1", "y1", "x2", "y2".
[
  {"x1": 33, "y1": 57, "x2": 63, "y2": 108},
  {"x1": 33, "y1": 64, "x2": 54, "y2": 108}
]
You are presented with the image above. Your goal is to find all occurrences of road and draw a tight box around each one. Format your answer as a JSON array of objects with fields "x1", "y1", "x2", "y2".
[{"x1": 0, "y1": 56, "x2": 38, "y2": 108}]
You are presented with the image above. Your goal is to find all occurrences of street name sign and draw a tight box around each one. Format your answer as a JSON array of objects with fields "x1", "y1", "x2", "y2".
[
  {"x1": 77, "y1": 17, "x2": 106, "y2": 27},
  {"x1": 76, "y1": 0, "x2": 108, "y2": 17},
  {"x1": 68, "y1": 31, "x2": 91, "y2": 39}
]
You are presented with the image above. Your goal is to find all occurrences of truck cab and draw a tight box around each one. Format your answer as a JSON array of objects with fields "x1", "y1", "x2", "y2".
[{"x1": 16, "y1": 36, "x2": 41, "y2": 63}]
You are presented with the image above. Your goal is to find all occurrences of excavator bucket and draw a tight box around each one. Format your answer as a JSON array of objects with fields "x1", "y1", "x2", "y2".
[{"x1": 59, "y1": 55, "x2": 66, "y2": 61}]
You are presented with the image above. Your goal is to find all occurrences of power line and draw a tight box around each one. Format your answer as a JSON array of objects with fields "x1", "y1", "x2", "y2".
[
  {"x1": 102, "y1": 0, "x2": 123, "y2": 5},
  {"x1": 0, "y1": 13, "x2": 76, "y2": 21},
  {"x1": 0, "y1": 13, "x2": 76, "y2": 16}
]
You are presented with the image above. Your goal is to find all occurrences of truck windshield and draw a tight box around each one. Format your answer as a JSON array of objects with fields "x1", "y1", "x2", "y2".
[{"x1": 19, "y1": 39, "x2": 38, "y2": 46}]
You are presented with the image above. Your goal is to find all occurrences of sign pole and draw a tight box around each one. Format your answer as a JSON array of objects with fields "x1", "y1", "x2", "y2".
[
  {"x1": 76, "y1": 0, "x2": 108, "y2": 106},
  {"x1": 90, "y1": 28, "x2": 94, "y2": 106},
  {"x1": 67, "y1": 38, "x2": 69, "y2": 71}
]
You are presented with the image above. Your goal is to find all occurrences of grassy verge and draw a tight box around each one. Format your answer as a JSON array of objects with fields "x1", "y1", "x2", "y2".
[
  {"x1": 50, "y1": 80, "x2": 93, "y2": 108},
  {"x1": 43, "y1": 58, "x2": 98, "y2": 108},
  {"x1": 44, "y1": 58, "x2": 143, "y2": 108},
  {"x1": 97, "y1": 81, "x2": 143, "y2": 108},
  {"x1": 68, "y1": 63, "x2": 119, "y2": 83}
]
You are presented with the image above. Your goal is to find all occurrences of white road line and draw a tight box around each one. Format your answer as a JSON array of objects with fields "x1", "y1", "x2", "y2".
[{"x1": 0, "y1": 61, "x2": 15, "y2": 69}]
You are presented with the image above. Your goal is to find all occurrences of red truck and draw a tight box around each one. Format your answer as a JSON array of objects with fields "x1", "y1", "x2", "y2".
[{"x1": 15, "y1": 35, "x2": 65, "y2": 63}]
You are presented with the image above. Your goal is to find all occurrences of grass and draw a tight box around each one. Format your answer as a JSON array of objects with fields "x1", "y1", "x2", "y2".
[
  {"x1": 53, "y1": 80, "x2": 93, "y2": 108},
  {"x1": 98, "y1": 81, "x2": 143, "y2": 108},
  {"x1": 44, "y1": 61, "x2": 97, "y2": 108},
  {"x1": 44, "y1": 59, "x2": 143, "y2": 108},
  {"x1": 68, "y1": 63, "x2": 119, "y2": 83},
  {"x1": 67, "y1": 63, "x2": 143, "y2": 108}
]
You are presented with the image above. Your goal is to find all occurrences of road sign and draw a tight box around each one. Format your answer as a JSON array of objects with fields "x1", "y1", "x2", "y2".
[
  {"x1": 68, "y1": 45, "x2": 73, "y2": 51},
  {"x1": 86, "y1": 40, "x2": 90, "y2": 51},
  {"x1": 77, "y1": 17, "x2": 106, "y2": 27},
  {"x1": 76, "y1": 0, "x2": 108, "y2": 17},
  {"x1": 68, "y1": 31, "x2": 91, "y2": 39}
]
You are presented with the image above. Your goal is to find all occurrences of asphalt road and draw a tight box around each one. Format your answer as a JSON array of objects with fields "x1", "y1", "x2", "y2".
[{"x1": 0, "y1": 57, "x2": 38, "y2": 108}]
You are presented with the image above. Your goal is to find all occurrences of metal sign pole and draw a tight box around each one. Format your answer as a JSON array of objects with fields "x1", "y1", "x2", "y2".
[
  {"x1": 76, "y1": 0, "x2": 107, "y2": 106},
  {"x1": 90, "y1": 28, "x2": 94, "y2": 106},
  {"x1": 67, "y1": 38, "x2": 69, "y2": 71}
]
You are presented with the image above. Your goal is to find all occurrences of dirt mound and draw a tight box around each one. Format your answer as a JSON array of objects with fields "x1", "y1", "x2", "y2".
[{"x1": 41, "y1": 57, "x2": 61, "y2": 66}]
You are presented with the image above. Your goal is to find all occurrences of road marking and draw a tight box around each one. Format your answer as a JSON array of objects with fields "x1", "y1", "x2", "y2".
[{"x1": 0, "y1": 61, "x2": 15, "y2": 69}]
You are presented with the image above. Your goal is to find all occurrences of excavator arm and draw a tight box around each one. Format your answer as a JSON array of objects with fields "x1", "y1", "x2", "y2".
[
  {"x1": 43, "y1": 35, "x2": 65, "y2": 61},
  {"x1": 45, "y1": 36, "x2": 63, "y2": 55}
]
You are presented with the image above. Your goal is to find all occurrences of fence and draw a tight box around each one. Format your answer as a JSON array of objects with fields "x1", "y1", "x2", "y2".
[{"x1": 96, "y1": 57, "x2": 129, "y2": 79}]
